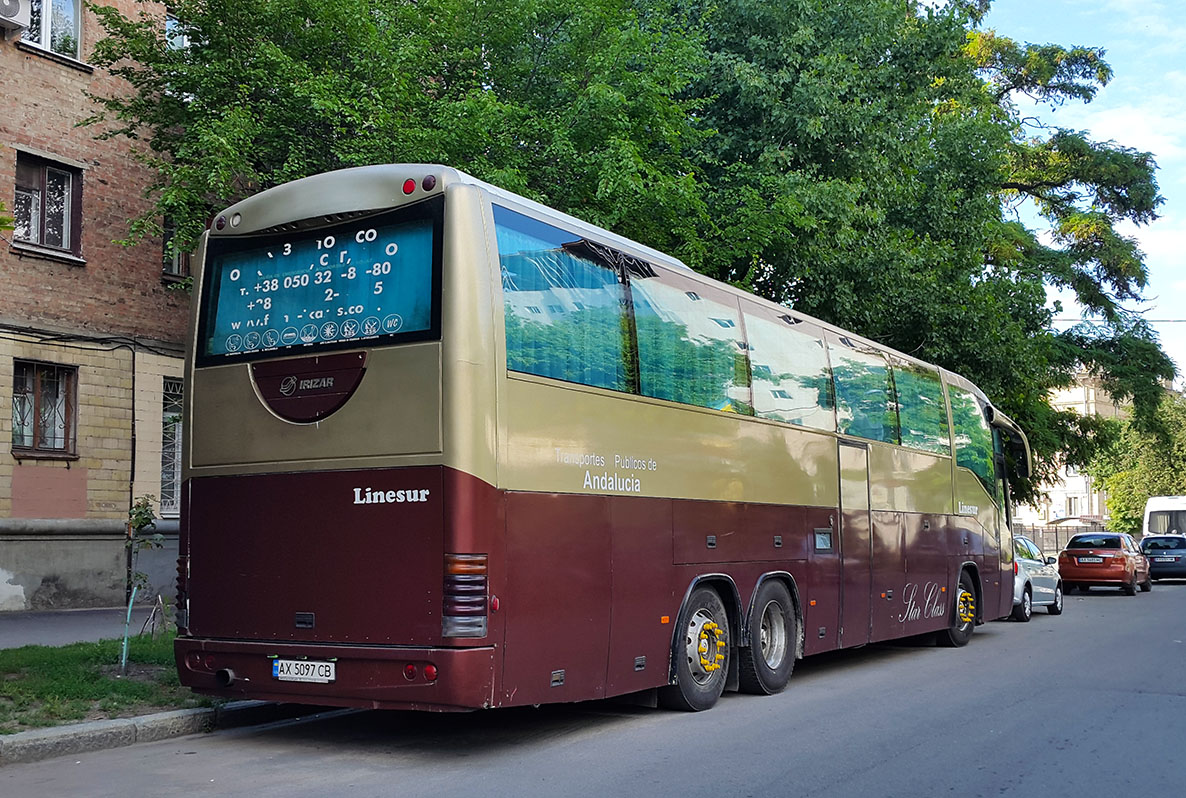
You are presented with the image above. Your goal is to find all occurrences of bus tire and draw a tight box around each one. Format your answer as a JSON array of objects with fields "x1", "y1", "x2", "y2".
[
  {"x1": 738, "y1": 580, "x2": 796, "y2": 695},
  {"x1": 659, "y1": 586, "x2": 731, "y2": 711},
  {"x1": 938, "y1": 570, "x2": 976, "y2": 648}
]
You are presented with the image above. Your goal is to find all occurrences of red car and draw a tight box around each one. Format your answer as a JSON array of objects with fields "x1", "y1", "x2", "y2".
[{"x1": 1059, "y1": 532, "x2": 1151, "y2": 595}]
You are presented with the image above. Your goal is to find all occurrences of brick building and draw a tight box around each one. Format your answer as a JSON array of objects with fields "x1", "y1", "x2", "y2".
[{"x1": 1, "y1": 1, "x2": 189, "y2": 611}]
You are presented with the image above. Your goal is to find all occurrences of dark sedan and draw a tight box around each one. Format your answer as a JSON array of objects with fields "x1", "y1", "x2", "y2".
[{"x1": 1140, "y1": 535, "x2": 1186, "y2": 580}]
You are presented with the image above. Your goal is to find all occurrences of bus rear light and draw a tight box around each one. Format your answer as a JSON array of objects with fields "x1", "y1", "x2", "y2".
[
  {"x1": 1014, "y1": 561, "x2": 1019, "y2": 575},
  {"x1": 443, "y1": 554, "x2": 489, "y2": 638},
  {"x1": 424, "y1": 664, "x2": 438, "y2": 682},
  {"x1": 403, "y1": 178, "x2": 417, "y2": 195},
  {"x1": 422, "y1": 175, "x2": 437, "y2": 191},
  {"x1": 404, "y1": 664, "x2": 418, "y2": 681}
]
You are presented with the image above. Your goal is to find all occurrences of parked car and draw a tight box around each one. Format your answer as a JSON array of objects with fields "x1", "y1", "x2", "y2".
[
  {"x1": 1059, "y1": 532, "x2": 1151, "y2": 595},
  {"x1": 1139, "y1": 534, "x2": 1186, "y2": 581},
  {"x1": 1011, "y1": 535, "x2": 1063, "y2": 621}
]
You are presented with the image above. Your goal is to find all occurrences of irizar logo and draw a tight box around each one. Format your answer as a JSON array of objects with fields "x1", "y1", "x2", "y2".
[
  {"x1": 278, "y1": 375, "x2": 334, "y2": 396},
  {"x1": 353, "y1": 487, "x2": 431, "y2": 504}
]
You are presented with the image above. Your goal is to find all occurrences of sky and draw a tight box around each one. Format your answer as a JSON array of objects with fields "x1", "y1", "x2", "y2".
[{"x1": 984, "y1": 0, "x2": 1186, "y2": 389}]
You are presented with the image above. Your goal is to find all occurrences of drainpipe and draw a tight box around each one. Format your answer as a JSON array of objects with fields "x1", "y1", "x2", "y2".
[{"x1": 125, "y1": 341, "x2": 138, "y2": 607}]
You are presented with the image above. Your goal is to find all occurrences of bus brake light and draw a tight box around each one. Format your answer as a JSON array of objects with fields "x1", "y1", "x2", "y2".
[{"x1": 443, "y1": 553, "x2": 489, "y2": 638}]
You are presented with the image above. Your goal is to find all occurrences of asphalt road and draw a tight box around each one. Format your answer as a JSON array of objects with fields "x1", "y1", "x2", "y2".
[{"x1": 5, "y1": 581, "x2": 1186, "y2": 797}]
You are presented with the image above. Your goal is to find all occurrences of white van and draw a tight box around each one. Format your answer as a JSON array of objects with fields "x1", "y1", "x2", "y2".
[{"x1": 1143, "y1": 496, "x2": 1186, "y2": 537}]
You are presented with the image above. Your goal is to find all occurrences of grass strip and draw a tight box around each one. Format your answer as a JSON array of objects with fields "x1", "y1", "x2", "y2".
[{"x1": 0, "y1": 632, "x2": 218, "y2": 735}]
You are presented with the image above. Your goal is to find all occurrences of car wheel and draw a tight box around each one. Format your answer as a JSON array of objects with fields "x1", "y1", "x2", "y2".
[
  {"x1": 1140, "y1": 574, "x2": 1153, "y2": 592},
  {"x1": 1047, "y1": 584, "x2": 1063, "y2": 615},
  {"x1": 1011, "y1": 586, "x2": 1032, "y2": 622},
  {"x1": 1123, "y1": 573, "x2": 1138, "y2": 596}
]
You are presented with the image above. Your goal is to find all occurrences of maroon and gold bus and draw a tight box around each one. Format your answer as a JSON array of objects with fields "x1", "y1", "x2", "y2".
[{"x1": 174, "y1": 165, "x2": 1030, "y2": 712}]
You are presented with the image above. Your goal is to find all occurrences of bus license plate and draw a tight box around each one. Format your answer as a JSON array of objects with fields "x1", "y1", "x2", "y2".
[
  {"x1": 1077, "y1": 557, "x2": 1103, "y2": 564},
  {"x1": 273, "y1": 659, "x2": 336, "y2": 683}
]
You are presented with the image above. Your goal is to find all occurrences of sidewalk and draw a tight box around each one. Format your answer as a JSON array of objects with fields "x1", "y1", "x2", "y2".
[
  {"x1": 0, "y1": 606, "x2": 154, "y2": 650},
  {"x1": 0, "y1": 607, "x2": 324, "y2": 766}
]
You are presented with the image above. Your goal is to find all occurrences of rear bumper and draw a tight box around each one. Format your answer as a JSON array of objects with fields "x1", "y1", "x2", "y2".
[
  {"x1": 1148, "y1": 562, "x2": 1186, "y2": 579},
  {"x1": 1059, "y1": 565, "x2": 1129, "y2": 585},
  {"x1": 175, "y1": 637, "x2": 497, "y2": 712}
]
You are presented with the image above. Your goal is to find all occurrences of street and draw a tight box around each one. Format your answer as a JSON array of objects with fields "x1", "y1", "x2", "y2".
[{"x1": 5, "y1": 581, "x2": 1186, "y2": 797}]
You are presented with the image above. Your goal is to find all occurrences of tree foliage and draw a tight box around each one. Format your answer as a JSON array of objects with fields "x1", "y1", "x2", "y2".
[
  {"x1": 84, "y1": 0, "x2": 1175, "y2": 502},
  {"x1": 1088, "y1": 395, "x2": 1186, "y2": 536}
]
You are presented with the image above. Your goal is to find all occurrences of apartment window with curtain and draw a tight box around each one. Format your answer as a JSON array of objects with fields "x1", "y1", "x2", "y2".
[
  {"x1": 159, "y1": 378, "x2": 183, "y2": 516},
  {"x1": 14, "y1": 152, "x2": 83, "y2": 256}
]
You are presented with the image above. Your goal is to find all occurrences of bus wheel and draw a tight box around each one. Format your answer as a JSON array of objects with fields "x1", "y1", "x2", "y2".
[
  {"x1": 659, "y1": 586, "x2": 730, "y2": 711},
  {"x1": 739, "y1": 580, "x2": 796, "y2": 695},
  {"x1": 938, "y1": 571, "x2": 976, "y2": 648}
]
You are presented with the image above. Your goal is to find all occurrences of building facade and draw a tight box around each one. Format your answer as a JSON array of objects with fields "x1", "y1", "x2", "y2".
[
  {"x1": 1014, "y1": 370, "x2": 1124, "y2": 528},
  {"x1": 1, "y1": 1, "x2": 189, "y2": 611}
]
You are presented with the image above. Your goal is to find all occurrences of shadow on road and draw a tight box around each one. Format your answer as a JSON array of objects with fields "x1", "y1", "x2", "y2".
[{"x1": 210, "y1": 629, "x2": 1011, "y2": 761}]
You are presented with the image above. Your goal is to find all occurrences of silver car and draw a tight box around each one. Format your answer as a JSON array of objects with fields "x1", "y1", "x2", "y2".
[{"x1": 1011, "y1": 535, "x2": 1063, "y2": 621}]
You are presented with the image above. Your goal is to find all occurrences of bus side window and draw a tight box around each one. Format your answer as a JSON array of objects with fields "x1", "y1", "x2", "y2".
[
  {"x1": 743, "y1": 309, "x2": 835, "y2": 432},
  {"x1": 949, "y1": 386, "x2": 995, "y2": 497},
  {"x1": 828, "y1": 336, "x2": 899, "y2": 444},
  {"x1": 629, "y1": 270, "x2": 753, "y2": 415},
  {"x1": 494, "y1": 206, "x2": 631, "y2": 393},
  {"x1": 892, "y1": 361, "x2": 951, "y2": 455}
]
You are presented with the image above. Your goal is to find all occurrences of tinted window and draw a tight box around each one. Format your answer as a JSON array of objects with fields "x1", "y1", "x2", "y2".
[
  {"x1": 496, "y1": 206, "x2": 631, "y2": 392},
  {"x1": 1015, "y1": 538, "x2": 1040, "y2": 560},
  {"x1": 1148, "y1": 510, "x2": 1186, "y2": 535},
  {"x1": 1143, "y1": 537, "x2": 1186, "y2": 551},
  {"x1": 744, "y1": 311, "x2": 834, "y2": 431},
  {"x1": 893, "y1": 362, "x2": 951, "y2": 455},
  {"x1": 949, "y1": 386, "x2": 995, "y2": 497},
  {"x1": 1067, "y1": 535, "x2": 1120, "y2": 550},
  {"x1": 829, "y1": 337, "x2": 898, "y2": 443},
  {"x1": 630, "y1": 270, "x2": 752, "y2": 413}
]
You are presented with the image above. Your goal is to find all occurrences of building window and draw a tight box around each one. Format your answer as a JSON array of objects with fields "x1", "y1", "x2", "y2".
[
  {"x1": 25, "y1": 0, "x2": 82, "y2": 60},
  {"x1": 159, "y1": 378, "x2": 183, "y2": 517},
  {"x1": 14, "y1": 153, "x2": 82, "y2": 256},
  {"x1": 165, "y1": 13, "x2": 190, "y2": 50},
  {"x1": 1066, "y1": 496, "x2": 1080, "y2": 517},
  {"x1": 12, "y1": 360, "x2": 77, "y2": 456},
  {"x1": 162, "y1": 219, "x2": 191, "y2": 278}
]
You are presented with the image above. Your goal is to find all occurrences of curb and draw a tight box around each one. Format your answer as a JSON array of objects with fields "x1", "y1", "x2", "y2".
[{"x1": 0, "y1": 701, "x2": 324, "y2": 767}]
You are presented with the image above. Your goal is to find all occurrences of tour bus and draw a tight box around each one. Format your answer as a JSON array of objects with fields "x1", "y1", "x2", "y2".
[{"x1": 174, "y1": 165, "x2": 1031, "y2": 712}]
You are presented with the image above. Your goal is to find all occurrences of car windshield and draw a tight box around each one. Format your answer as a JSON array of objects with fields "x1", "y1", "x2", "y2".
[
  {"x1": 1067, "y1": 535, "x2": 1120, "y2": 549},
  {"x1": 1142, "y1": 537, "x2": 1186, "y2": 551}
]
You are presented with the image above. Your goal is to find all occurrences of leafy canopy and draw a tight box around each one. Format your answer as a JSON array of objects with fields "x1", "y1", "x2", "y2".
[
  {"x1": 1088, "y1": 394, "x2": 1186, "y2": 536},
  {"x1": 84, "y1": 0, "x2": 1175, "y2": 502}
]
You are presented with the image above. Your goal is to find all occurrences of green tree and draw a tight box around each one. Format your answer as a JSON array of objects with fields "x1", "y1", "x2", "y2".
[
  {"x1": 677, "y1": 0, "x2": 1172, "y2": 500},
  {"x1": 1088, "y1": 395, "x2": 1186, "y2": 536},
  {"x1": 0, "y1": 199, "x2": 13, "y2": 233},
  {"x1": 84, "y1": 0, "x2": 1174, "y2": 502},
  {"x1": 85, "y1": 0, "x2": 707, "y2": 264}
]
